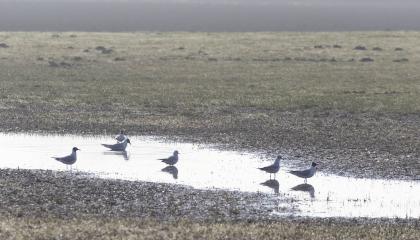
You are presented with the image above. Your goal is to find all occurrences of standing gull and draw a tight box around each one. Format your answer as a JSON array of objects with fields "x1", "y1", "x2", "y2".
[
  {"x1": 289, "y1": 162, "x2": 318, "y2": 183},
  {"x1": 52, "y1": 147, "x2": 80, "y2": 170},
  {"x1": 159, "y1": 150, "x2": 179, "y2": 166},
  {"x1": 258, "y1": 155, "x2": 282, "y2": 179},
  {"x1": 102, "y1": 138, "x2": 131, "y2": 151}
]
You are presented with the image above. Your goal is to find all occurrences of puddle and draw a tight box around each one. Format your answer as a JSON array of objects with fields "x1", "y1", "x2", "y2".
[{"x1": 1, "y1": 133, "x2": 419, "y2": 219}]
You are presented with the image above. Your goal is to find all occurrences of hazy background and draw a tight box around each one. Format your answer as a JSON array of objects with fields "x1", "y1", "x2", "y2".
[{"x1": 0, "y1": 0, "x2": 419, "y2": 31}]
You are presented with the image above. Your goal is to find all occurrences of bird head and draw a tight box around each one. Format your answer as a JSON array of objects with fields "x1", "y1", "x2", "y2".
[
  {"x1": 274, "y1": 155, "x2": 282, "y2": 164},
  {"x1": 72, "y1": 147, "x2": 80, "y2": 152},
  {"x1": 174, "y1": 150, "x2": 179, "y2": 156}
]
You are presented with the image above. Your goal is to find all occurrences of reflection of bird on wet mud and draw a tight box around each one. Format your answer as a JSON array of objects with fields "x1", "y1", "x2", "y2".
[
  {"x1": 121, "y1": 150, "x2": 129, "y2": 160},
  {"x1": 102, "y1": 150, "x2": 129, "y2": 160},
  {"x1": 291, "y1": 183, "x2": 315, "y2": 198},
  {"x1": 258, "y1": 155, "x2": 282, "y2": 179},
  {"x1": 161, "y1": 166, "x2": 178, "y2": 179},
  {"x1": 260, "y1": 179, "x2": 280, "y2": 194}
]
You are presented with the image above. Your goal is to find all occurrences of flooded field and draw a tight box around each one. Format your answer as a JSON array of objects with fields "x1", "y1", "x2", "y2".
[{"x1": 1, "y1": 133, "x2": 419, "y2": 219}]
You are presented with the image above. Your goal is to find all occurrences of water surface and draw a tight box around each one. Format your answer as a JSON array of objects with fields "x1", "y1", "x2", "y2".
[{"x1": 1, "y1": 133, "x2": 419, "y2": 219}]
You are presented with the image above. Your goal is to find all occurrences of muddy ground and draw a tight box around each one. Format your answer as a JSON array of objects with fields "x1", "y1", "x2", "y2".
[
  {"x1": 0, "y1": 168, "x2": 419, "y2": 239},
  {"x1": 0, "y1": 32, "x2": 419, "y2": 238}
]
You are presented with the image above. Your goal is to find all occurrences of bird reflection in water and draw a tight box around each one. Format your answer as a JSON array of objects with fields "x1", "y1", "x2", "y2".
[
  {"x1": 102, "y1": 150, "x2": 130, "y2": 160},
  {"x1": 291, "y1": 183, "x2": 315, "y2": 198},
  {"x1": 161, "y1": 166, "x2": 178, "y2": 179},
  {"x1": 260, "y1": 179, "x2": 280, "y2": 194}
]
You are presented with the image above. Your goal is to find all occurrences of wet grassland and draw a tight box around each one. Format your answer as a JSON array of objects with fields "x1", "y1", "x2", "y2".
[{"x1": 0, "y1": 32, "x2": 420, "y2": 238}]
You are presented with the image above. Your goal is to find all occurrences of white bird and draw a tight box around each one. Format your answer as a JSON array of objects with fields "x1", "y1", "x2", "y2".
[
  {"x1": 258, "y1": 155, "x2": 282, "y2": 179},
  {"x1": 102, "y1": 138, "x2": 131, "y2": 151},
  {"x1": 289, "y1": 162, "x2": 318, "y2": 183},
  {"x1": 115, "y1": 130, "x2": 127, "y2": 142},
  {"x1": 52, "y1": 147, "x2": 80, "y2": 170},
  {"x1": 159, "y1": 150, "x2": 179, "y2": 165}
]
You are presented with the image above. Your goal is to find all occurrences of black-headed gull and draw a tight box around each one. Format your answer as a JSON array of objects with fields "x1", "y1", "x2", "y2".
[
  {"x1": 258, "y1": 155, "x2": 282, "y2": 179},
  {"x1": 102, "y1": 138, "x2": 131, "y2": 151},
  {"x1": 289, "y1": 162, "x2": 318, "y2": 182},
  {"x1": 52, "y1": 147, "x2": 80, "y2": 169},
  {"x1": 159, "y1": 150, "x2": 179, "y2": 165}
]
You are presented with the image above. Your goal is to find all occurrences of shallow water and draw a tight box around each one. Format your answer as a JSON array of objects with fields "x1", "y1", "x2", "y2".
[{"x1": 1, "y1": 133, "x2": 419, "y2": 219}]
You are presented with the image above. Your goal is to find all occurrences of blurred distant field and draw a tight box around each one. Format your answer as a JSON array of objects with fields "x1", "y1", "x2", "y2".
[
  {"x1": 0, "y1": 32, "x2": 419, "y2": 178},
  {"x1": 1, "y1": 0, "x2": 420, "y2": 31}
]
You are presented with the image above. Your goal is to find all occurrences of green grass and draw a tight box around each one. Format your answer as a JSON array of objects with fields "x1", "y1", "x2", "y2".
[
  {"x1": 0, "y1": 32, "x2": 419, "y2": 178},
  {"x1": 1, "y1": 32, "x2": 419, "y2": 113}
]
